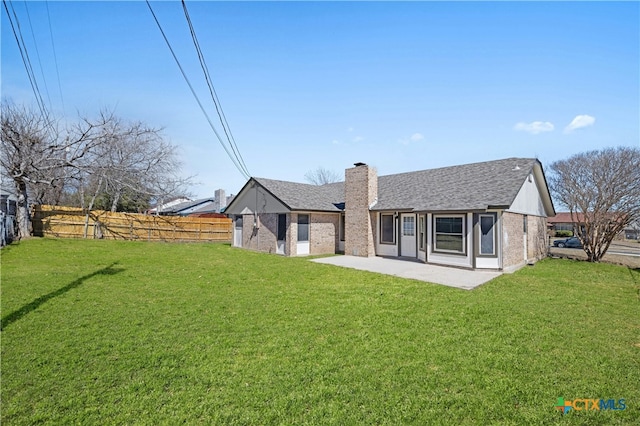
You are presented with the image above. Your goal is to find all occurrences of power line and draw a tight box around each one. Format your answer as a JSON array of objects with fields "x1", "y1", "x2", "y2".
[
  {"x1": 23, "y1": 0, "x2": 53, "y2": 111},
  {"x1": 145, "y1": 0, "x2": 250, "y2": 180},
  {"x1": 3, "y1": 0, "x2": 49, "y2": 121},
  {"x1": 45, "y1": 0, "x2": 65, "y2": 113},
  {"x1": 180, "y1": 0, "x2": 250, "y2": 178}
]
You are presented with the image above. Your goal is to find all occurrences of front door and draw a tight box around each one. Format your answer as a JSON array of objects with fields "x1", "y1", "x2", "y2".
[{"x1": 400, "y1": 213, "x2": 417, "y2": 257}]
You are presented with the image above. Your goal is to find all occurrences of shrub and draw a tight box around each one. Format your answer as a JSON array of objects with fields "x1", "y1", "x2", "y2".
[{"x1": 555, "y1": 230, "x2": 573, "y2": 237}]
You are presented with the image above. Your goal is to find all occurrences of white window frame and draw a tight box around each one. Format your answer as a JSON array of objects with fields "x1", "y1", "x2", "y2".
[
  {"x1": 297, "y1": 214, "x2": 309, "y2": 242},
  {"x1": 433, "y1": 214, "x2": 466, "y2": 255},
  {"x1": 380, "y1": 213, "x2": 395, "y2": 244},
  {"x1": 418, "y1": 214, "x2": 426, "y2": 251}
]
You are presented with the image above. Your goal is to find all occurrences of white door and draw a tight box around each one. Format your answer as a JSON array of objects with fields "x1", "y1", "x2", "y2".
[
  {"x1": 400, "y1": 214, "x2": 417, "y2": 257},
  {"x1": 234, "y1": 216, "x2": 243, "y2": 247}
]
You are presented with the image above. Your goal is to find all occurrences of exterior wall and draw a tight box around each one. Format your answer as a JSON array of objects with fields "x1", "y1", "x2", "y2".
[
  {"x1": 225, "y1": 181, "x2": 289, "y2": 215},
  {"x1": 502, "y1": 211, "x2": 526, "y2": 271},
  {"x1": 287, "y1": 213, "x2": 297, "y2": 256},
  {"x1": 508, "y1": 174, "x2": 547, "y2": 216},
  {"x1": 309, "y1": 213, "x2": 340, "y2": 255},
  {"x1": 527, "y1": 215, "x2": 548, "y2": 261},
  {"x1": 241, "y1": 213, "x2": 279, "y2": 254},
  {"x1": 503, "y1": 212, "x2": 548, "y2": 272},
  {"x1": 345, "y1": 164, "x2": 378, "y2": 257}
]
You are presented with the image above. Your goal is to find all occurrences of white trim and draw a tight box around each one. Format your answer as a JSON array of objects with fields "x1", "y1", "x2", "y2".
[
  {"x1": 478, "y1": 213, "x2": 496, "y2": 256},
  {"x1": 433, "y1": 214, "x2": 467, "y2": 254}
]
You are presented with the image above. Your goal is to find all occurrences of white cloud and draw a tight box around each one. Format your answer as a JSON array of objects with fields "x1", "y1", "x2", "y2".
[
  {"x1": 347, "y1": 127, "x2": 354, "y2": 132},
  {"x1": 564, "y1": 114, "x2": 595, "y2": 133},
  {"x1": 398, "y1": 132, "x2": 426, "y2": 145},
  {"x1": 331, "y1": 139, "x2": 340, "y2": 145},
  {"x1": 513, "y1": 121, "x2": 555, "y2": 135},
  {"x1": 353, "y1": 136, "x2": 364, "y2": 142},
  {"x1": 410, "y1": 133, "x2": 424, "y2": 142}
]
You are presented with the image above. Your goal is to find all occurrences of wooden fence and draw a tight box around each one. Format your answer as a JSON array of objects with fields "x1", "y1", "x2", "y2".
[{"x1": 32, "y1": 205, "x2": 232, "y2": 242}]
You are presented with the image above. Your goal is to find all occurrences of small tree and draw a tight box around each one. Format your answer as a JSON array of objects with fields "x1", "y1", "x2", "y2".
[
  {"x1": 304, "y1": 167, "x2": 341, "y2": 185},
  {"x1": 549, "y1": 147, "x2": 640, "y2": 262}
]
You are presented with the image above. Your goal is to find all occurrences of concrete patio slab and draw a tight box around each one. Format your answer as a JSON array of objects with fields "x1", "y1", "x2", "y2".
[{"x1": 311, "y1": 256, "x2": 502, "y2": 290}]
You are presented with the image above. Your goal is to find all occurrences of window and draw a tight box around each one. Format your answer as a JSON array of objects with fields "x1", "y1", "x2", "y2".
[
  {"x1": 380, "y1": 213, "x2": 395, "y2": 244},
  {"x1": 277, "y1": 214, "x2": 287, "y2": 241},
  {"x1": 403, "y1": 216, "x2": 415, "y2": 236},
  {"x1": 434, "y1": 215, "x2": 465, "y2": 254},
  {"x1": 339, "y1": 213, "x2": 345, "y2": 242},
  {"x1": 479, "y1": 214, "x2": 495, "y2": 255},
  {"x1": 418, "y1": 215, "x2": 425, "y2": 251},
  {"x1": 297, "y1": 214, "x2": 309, "y2": 242}
]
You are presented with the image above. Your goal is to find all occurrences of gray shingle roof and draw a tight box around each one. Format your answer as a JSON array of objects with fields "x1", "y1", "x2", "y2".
[
  {"x1": 374, "y1": 158, "x2": 539, "y2": 211},
  {"x1": 253, "y1": 158, "x2": 540, "y2": 212},
  {"x1": 253, "y1": 178, "x2": 344, "y2": 212}
]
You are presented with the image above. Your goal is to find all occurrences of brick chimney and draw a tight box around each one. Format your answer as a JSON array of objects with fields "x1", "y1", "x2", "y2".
[{"x1": 344, "y1": 162, "x2": 377, "y2": 257}]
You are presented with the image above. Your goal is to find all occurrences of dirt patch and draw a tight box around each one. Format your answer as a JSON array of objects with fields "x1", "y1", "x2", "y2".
[{"x1": 548, "y1": 247, "x2": 640, "y2": 269}]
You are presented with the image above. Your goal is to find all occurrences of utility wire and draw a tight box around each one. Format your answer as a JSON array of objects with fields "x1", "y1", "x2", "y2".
[
  {"x1": 180, "y1": 0, "x2": 250, "y2": 178},
  {"x1": 23, "y1": 0, "x2": 53, "y2": 111},
  {"x1": 145, "y1": 0, "x2": 250, "y2": 180},
  {"x1": 3, "y1": 0, "x2": 49, "y2": 121},
  {"x1": 45, "y1": 0, "x2": 65, "y2": 113}
]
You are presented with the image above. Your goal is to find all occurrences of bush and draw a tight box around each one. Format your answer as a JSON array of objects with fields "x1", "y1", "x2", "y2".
[{"x1": 555, "y1": 230, "x2": 573, "y2": 237}]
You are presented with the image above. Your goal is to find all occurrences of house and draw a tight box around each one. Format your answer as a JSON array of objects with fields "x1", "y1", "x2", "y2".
[
  {"x1": 147, "y1": 190, "x2": 230, "y2": 216},
  {"x1": 0, "y1": 189, "x2": 17, "y2": 246},
  {"x1": 162, "y1": 198, "x2": 217, "y2": 216},
  {"x1": 224, "y1": 158, "x2": 556, "y2": 272},
  {"x1": 147, "y1": 196, "x2": 191, "y2": 215},
  {"x1": 547, "y1": 212, "x2": 585, "y2": 235},
  {"x1": 549, "y1": 211, "x2": 637, "y2": 240}
]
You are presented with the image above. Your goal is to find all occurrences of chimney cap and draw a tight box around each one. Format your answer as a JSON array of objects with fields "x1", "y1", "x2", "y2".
[{"x1": 354, "y1": 162, "x2": 367, "y2": 167}]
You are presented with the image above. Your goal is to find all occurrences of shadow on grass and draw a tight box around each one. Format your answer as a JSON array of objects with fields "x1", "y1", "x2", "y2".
[{"x1": 1, "y1": 262, "x2": 124, "y2": 331}]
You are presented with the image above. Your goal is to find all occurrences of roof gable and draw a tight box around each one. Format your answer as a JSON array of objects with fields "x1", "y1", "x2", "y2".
[{"x1": 252, "y1": 178, "x2": 344, "y2": 212}]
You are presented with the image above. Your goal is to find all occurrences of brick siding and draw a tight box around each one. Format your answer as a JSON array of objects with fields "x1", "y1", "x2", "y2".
[
  {"x1": 502, "y1": 211, "x2": 548, "y2": 270},
  {"x1": 345, "y1": 164, "x2": 377, "y2": 257}
]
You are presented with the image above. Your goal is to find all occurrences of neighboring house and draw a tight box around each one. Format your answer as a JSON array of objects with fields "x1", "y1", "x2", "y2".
[
  {"x1": 165, "y1": 198, "x2": 216, "y2": 216},
  {"x1": 547, "y1": 212, "x2": 585, "y2": 235},
  {"x1": 147, "y1": 190, "x2": 229, "y2": 216},
  {"x1": 1, "y1": 189, "x2": 17, "y2": 246},
  {"x1": 225, "y1": 158, "x2": 556, "y2": 272},
  {"x1": 549, "y1": 212, "x2": 635, "y2": 240},
  {"x1": 147, "y1": 196, "x2": 192, "y2": 215}
]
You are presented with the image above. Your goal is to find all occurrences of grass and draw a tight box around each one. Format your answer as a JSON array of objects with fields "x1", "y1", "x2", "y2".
[{"x1": 1, "y1": 238, "x2": 639, "y2": 425}]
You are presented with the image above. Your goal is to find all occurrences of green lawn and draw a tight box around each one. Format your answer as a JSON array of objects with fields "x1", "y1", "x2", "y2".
[{"x1": 1, "y1": 239, "x2": 639, "y2": 425}]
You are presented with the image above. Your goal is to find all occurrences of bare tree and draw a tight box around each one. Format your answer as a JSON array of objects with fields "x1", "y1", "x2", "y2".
[
  {"x1": 549, "y1": 147, "x2": 640, "y2": 262},
  {"x1": 304, "y1": 167, "x2": 341, "y2": 185},
  {"x1": 1, "y1": 101, "x2": 193, "y2": 239},
  {"x1": 0, "y1": 101, "x2": 107, "y2": 239},
  {"x1": 84, "y1": 115, "x2": 191, "y2": 212},
  {"x1": 71, "y1": 114, "x2": 193, "y2": 236}
]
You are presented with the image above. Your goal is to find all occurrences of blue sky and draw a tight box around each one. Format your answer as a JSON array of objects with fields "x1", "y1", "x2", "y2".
[{"x1": 2, "y1": 1, "x2": 639, "y2": 198}]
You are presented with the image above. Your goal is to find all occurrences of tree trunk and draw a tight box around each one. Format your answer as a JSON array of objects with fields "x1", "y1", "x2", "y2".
[
  {"x1": 84, "y1": 176, "x2": 103, "y2": 238},
  {"x1": 15, "y1": 179, "x2": 32, "y2": 240},
  {"x1": 110, "y1": 188, "x2": 121, "y2": 212}
]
